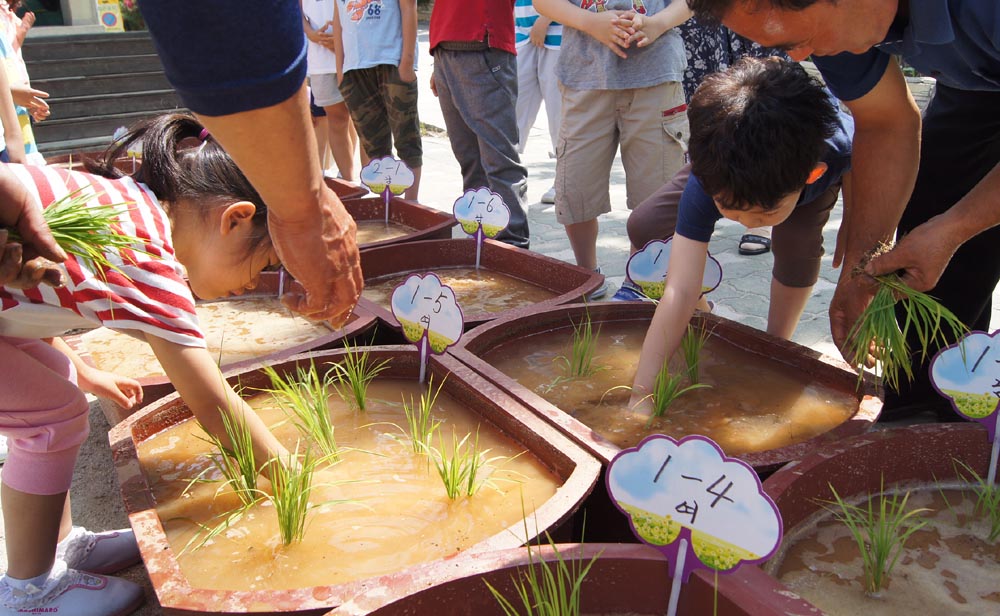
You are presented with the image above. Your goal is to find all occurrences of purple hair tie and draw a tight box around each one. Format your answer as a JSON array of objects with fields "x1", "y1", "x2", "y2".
[{"x1": 198, "y1": 128, "x2": 210, "y2": 141}]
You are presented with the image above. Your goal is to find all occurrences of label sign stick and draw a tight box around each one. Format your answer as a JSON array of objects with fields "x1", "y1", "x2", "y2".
[
  {"x1": 626, "y1": 238, "x2": 722, "y2": 301},
  {"x1": 389, "y1": 273, "x2": 464, "y2": 383},
  {"x1": 453, "y1": 187, "x2": 511, "y2": 269},
  {"x1": 360, "y1": 157, "x2": 415, "y2": 225},
  {"x1": 931, "y1": 329, "x2": 1000, "y2": 482}
]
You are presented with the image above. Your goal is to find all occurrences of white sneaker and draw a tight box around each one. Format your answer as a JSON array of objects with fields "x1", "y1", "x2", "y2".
[
  {"x1": 541, "y1": 185, "x2": 556, "y2": 204},
  {"x1": 56, "y1": 527, "x2": 141, "y2": 575},
  {"x1": 0, "y1": 562, "x2": 143, "y2": 616},
  {"x1": 587, "y1": 267, "x2": 610, "y2": 301}
]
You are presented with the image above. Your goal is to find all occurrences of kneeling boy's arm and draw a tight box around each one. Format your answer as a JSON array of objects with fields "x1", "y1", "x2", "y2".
[{"x1": 146, "y1": 335, "x2": 288, "y2": 469}]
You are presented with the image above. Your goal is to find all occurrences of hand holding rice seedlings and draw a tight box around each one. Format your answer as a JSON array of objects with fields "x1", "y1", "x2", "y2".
[
  {"x1": 679, "y1": 323, "x2": 713, "y2": 385},
  {"x1": 8, "y1": 188, "x2": 150, "y2": 275},
  {"x1": 193, "y1": 409, "x2": 261, "y2": 507},
  {"x1": 262, "y1": 362, "x2": 340, "y2": 460},
  {"x1": 823, "y1": 482, "x2": 929, "y2": 595},
  {"x1": 402, "y1": 376, "x2": 445, "y2": 454},
  {"x1": 847, "y1": 269, "x2": 966, "y2": 391},
  {"x1": 331, "y1": 342, "x2": 391, "y2": 411}
]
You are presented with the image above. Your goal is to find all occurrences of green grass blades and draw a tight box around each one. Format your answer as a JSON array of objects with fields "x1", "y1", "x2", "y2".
[
  {"x1": 556, "y1": 311, "x2": 602, "y2": 379},
  {"x1": 10, "y1": 188, "x2": 149, "y2": 275},
  {"x1": 194, "y1": 410, "x2": 260, "y2": 508},
  {"x1": 847, "y1": 273, "x2": 967, "y2": 391},
  {"x1": 402, "y1": 376, "x2": 445, "y2": 455},
  {"x1": 428, "y1": 428, "x2": 498, "y2": 500},
  {"x1": 646, "y1": 361, "x2": 711, "y2": 426},
  {"x1": 266, "y1": 446, "x2": 322, "y2": 546},
  {"x1": 679, "y1": 323, "x2": 713, "y2": 385},
  {"x1": 824, "y1": 482, "x2": 929, "y2": 595},
  {"x1": 955, "y1": 460, "x2": 1000, "y2": 542},
  {"x1": 330, "y1": 342, "x2": 391, "y2": 411},
  {"x1": 262, "y1": 362, "x2": 340, "y2": 460},
  {"x1": 485, "y1": 535, "x2": 600, "y2": 616}
]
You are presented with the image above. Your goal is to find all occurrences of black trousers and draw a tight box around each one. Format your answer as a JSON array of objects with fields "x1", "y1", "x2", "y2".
[{"x1": 884, "y1": 84, "x2": 1000, "y2": 419}]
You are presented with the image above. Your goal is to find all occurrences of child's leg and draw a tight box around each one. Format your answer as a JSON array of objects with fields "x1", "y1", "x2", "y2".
[
  {"x1": 769, "y1": 183, "x2": 841, "y2": 338},
  {"x1": 325, "y1": 101, "x2": 357, "y2": 182},
  {"x1": 555, "y1": 86, "x2": 618, "y2": 270},
  {"x1": 0, "y1": 337, "x2": 89, "y2": 579},
  {"x1": 538, "y1": 47, "x2": 562, "y2": 156},
  {"x1": 514, "y1": 43, "x2": 542, "y2": 154}
]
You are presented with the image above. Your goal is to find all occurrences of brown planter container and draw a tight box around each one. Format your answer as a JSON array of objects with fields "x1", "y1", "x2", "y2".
[
  {"x1": 451, "y1": 302, "x2": 881, "y2": 474},
  {"x1": 341, "y1": 196, "x2": 456, "y2": 249},
  {"x1": 109, "y1": 348, "x2": 601, "y2": 615},
  {"x1": 337, "y1": 542, "x2": 818, "y2": 615},
  {"x1": 357, "y1": 239, "x2": 604, "y2": 332},
  {"x1": 325, "y1": 177, "x2": 370, "y2": 201},
  {"x1": 67, "y1": 271, "x2": 377, "y2": 426}
]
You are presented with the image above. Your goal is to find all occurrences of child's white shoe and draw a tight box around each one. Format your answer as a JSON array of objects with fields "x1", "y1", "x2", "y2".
[
  {"x1": 56, "y1": 526, "x2": 141, "y2": 575},
  {"x1": 0, "y1": 562, "x2": 143, "y2": 616}
]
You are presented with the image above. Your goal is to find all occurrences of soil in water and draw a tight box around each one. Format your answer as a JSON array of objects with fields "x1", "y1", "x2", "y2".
[
  {"x1": 80, "y1": 297, "x2": 333, "y2": 378},
  {"x1": 774, "y1": 488, "x2": 1000, "y2": 614},
  {"x1": 355, "y1": 220, "x2": 416, "y2": 245},
  {"x1": 483, "y1": 321, "x2": 857, "y2": 456},
  {"x1": 137, "y1": 379, "x2": 561, "y2": 591},
  {"x1": 363, "y1": 267, "x2": 557, "y2": 315}
]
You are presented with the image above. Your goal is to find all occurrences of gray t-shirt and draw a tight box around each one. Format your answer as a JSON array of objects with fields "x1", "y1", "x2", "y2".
[{"x1": 557, "y1": 0, "x2": 687, "y2": 90}]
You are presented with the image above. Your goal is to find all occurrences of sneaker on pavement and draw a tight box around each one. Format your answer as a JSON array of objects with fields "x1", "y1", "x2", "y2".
[
  {"x1": 611, "y1": 280, "x2": 653, "y2": 302},
  {"x1": 0, "y1": 563, "x2": 143, "y2": 616},
  {"x1": 587, "y1": 267, "x2": 610, "y2": 301},
  {"x1": 541, "y1": 185, "x2": 556, "y2": 204},
  {"x1": 56, "y1": 527, "x2": 141, "y2": 575}
]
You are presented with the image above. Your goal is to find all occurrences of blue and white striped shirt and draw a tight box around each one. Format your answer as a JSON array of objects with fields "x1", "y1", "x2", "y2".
[{"x1": 514, "y1": 0, "x2": 561, "y2": 50}]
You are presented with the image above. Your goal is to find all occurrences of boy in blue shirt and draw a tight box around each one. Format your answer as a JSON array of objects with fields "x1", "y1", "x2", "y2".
[{"x1": 625, "y1": 58, "x2": 854, "y2": 413}]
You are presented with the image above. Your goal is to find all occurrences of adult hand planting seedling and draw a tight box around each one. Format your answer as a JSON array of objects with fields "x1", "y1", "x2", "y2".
[{"x1": 0, "y1": 167, "x2": 65, "y2": 288}]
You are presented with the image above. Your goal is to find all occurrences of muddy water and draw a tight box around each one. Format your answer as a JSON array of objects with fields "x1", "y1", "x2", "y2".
[
  {"x1": 137, "y1": 379, "x2": 560, "y2": 591},
  {"x1": 355, "y1": 220, "x2": 416, "y2": 245},
  {"x1": 483, "y1": 322, "x2": 856, "y2": 456},
  {"x1": 363, "y1": 267, "x2": 557, "y2": 315},
  {"x1": 80, "y1": 298, "x2": 331, "y2": 378},
  {"x1": 775, "y1": 489, "x2": 1000, "y2": 614}
]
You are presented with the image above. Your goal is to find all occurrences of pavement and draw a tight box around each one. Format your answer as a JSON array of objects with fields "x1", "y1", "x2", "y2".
[{"x1": 1, "y1": 22, "x2": 998, "y2": 616}]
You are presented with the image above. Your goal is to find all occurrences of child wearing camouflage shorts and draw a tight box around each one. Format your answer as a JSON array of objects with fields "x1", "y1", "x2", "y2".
[{"x1": 334, "y1": 0, "x2": 422, "y2": 200}]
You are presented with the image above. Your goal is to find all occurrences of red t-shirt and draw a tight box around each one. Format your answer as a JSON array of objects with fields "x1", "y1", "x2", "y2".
[
  {"x1": 429, "y1": 0, "x2": 516, "y2": 55},
  {"x1": 0, "y1": 165, "x2": 204, "y2": 348}
]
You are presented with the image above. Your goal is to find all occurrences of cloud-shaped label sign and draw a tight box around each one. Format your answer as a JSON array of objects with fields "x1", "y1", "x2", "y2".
[
  {"x1": 453, "y1": 187, "x2": 511, "y2": 239},
  {"x1": 390, "y1": 273, "x2": 464, "y2": 354},
  {"x1": 360, "y1": 156, "x2": 415, "y2": 196},
  {"x1": 626, "y1": 238, "x2": 722, "y2": 301},
  {"x1": 607, "y1": 434, "x2": 781, "y2": 581},
  {"x1": 931, "y1": 330, "x2": 1000, "y2": 434}
]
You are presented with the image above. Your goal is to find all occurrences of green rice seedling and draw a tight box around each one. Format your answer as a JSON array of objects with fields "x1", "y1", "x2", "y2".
[
  {"x1": 429, "y1": 428, "x2": 500, "y2": 500},
  {"x1": 330, "y1": 341, "x2": 391, "y2": 411},
  {"x1": 193, "y1": 410, "x2": 260, "y2": 507},
  {"x1": 555, "y1": 311, "x2": 602, "y2": 379},
  {"x1": 823, "y1": 482, "x2": 929, "y2": 595},
  {"x1": 679, "y1": 322, "x2": 713, "y2": 385},
  {"x1": 9, "y1": 188, "x2": 149, "y2": 275},
  {"x1": 262, "y1": 362, "x2": 340, "y2": 460},
  {"x1": 402, "y1": 376, "x2": 445, "y2": 454},
  {"x1": 645, "y1": 361, "x2": 710, "y2": 425},
  {"x1": 955, "y1": 460, "x2": 1000, "y2": 541},
  {"x1": 847, "y1": 272, "x2": 967, "y2": 391},
  {"x1": 266, "y1": 445, "x2": 322, "y2": 546}
]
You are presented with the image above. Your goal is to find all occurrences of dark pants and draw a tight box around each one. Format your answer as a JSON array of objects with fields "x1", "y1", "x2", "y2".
[{"x1": 886, "y1": 84, "x2": 1000, "y2": 419}]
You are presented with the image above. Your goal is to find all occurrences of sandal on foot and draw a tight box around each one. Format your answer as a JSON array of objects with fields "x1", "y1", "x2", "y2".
[{"x1": 738, "y1": 233, "x2": 771, "y2": 256}]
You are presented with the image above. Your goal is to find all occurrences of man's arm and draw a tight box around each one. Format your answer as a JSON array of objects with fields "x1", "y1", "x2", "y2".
[
  {"x1": 828, "y1": 61, "x2": 921, "y2": 361},
  {"x1": 866, "y1": 163, "x2": 1000, "y2": 291}
]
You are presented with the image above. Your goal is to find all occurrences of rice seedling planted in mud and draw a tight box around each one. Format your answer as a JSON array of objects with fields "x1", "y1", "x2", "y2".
[
  {"x1": 266, "y1": 445, "x2": 324, "y2": 546},
  {"x1": 194, "y1": 409, "x2": 260, "y2": 507},
  {"x1": 262, "y1": 362, "x2": 340, "y2": 460},
  {"x1": 955, "y1": 460, "x2": 1000, "y2": 542},
  {"x1": 847, "y1": 271, "x2": 966, "y2": 391},
  {"x1": 402, "y1": 376, "x2": 445, "y2": 454},
  {"x1": 331, "y1": 341, "x2": 391, "y2": 411},
  {"x1": 823, "y1": 482, "x2": 929, "y2": 595},
  {"x1": 679, "y1": 322, "x2": 713, "y2": 385},
  {"x1": 645, "y1": 361, "x2": 711, "y2": 425},
  {"x1": 428, "y1": 428, "x2": 502, "y2": 500},
  {"x1": 556, "y1": 310, "x2": 602, "y2": 378}
]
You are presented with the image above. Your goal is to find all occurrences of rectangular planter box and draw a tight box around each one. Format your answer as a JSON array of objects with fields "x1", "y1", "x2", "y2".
[{"x1": 108, "y1": 348, "x2": 601, "y2": 615}]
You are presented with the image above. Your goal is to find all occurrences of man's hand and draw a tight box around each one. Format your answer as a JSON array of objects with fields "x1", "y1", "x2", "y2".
[
  {"x1": 583, "y1": 10, "x2": 634, "y2": 59},
  {"x1": 864, "y1": 214, "x2": 957, "y2": 293},
  {"x1": 0, "y1": 232, "x2": 63, "y2": 287},
  {"x1": 830, "y1": 268, "x2": 879, "y2": 367},
  {"x1": 1, "y1": 174, "x2": 66, "y2": 288},
  {"x1": 269, "y1": 187, "x2": 362, "y2": 326}
]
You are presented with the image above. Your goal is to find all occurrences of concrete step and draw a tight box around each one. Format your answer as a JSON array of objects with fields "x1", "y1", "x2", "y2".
[
  {"x1": 33, "y1": 71, "x2": 172, "y2": 98},
  {"x1": 47, "y1": 89, "x2": 181, "y2": 120},
  {"x1": 38, "y1": 136, "x2": 121, "y2": 159},
  {"x1": 26, "y1": 54, "x2": 166, "y2": 80},
  {"x1": 33, "y1": 109, "x2": 181, "y2": 152},
  {"x1": 22, "y1": 32, "x2": 157, "y2": 62}
]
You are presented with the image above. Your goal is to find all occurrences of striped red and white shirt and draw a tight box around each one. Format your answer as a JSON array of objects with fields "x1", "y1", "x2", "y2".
[{"x1": 0, "y1": 164, "x2": 205, "y2": 348}]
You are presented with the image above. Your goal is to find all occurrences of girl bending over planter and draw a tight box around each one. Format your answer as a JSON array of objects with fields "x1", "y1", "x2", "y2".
[{"x1": 0, "y1": 113, "x2": 289, "y2": 616}]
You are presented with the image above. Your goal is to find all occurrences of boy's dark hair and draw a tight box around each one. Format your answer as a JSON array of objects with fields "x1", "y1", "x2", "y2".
[
  {"x1": 687, "y1": 0, "x2": 822, "y2": 23},
  {"x1": 87, "y1": 113, "x2": 270, "y2": 252},
  {"x1": 688, "y1": 57, "x2": 839, "y2": 211}
]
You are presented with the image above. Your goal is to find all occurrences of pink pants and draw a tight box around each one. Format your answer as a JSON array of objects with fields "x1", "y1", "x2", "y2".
[{"x1": 0, "y1": 336, "x2": 90, "y2": 495}]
